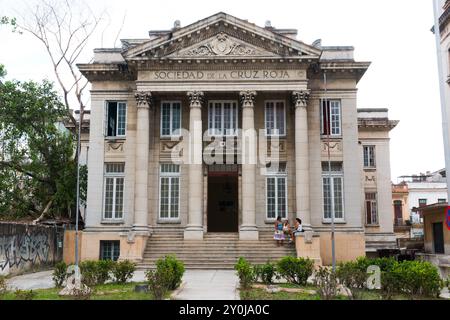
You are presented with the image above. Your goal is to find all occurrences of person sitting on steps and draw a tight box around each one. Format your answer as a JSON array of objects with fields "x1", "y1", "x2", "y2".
[
  {"x1": 273, "y1": 216, "x2": 285, "y2": 247},
  {"x1": 290, "y1": 218, "x2": 304, "y2": 243}
]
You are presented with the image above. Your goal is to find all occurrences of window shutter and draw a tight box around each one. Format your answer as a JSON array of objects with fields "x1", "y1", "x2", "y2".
[{"x1": 104, "y1": 102, "x2": 109, "y2": 136}]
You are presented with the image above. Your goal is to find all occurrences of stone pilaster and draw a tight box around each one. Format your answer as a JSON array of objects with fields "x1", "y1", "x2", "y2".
[
  {"x1": 292, "y1": 90, "x2": 312, "y2": 230},
  {"x1": 184, "y1": 91, "x2": 205, "y2": 240},
  {"x1": 239, "y1": 91, "x2": 259, "y2": 240},
  {"x1": 133, "y1": 91, "x2": 153, "y2": 234}
]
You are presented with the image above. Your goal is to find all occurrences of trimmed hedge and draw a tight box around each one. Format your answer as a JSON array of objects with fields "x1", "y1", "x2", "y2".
[
  {"x1": 276, "y1": 257, "x2": 314, "y2": 286},
  {"x1": 155, "y1": 255, "x2": 185, "y2": 290},
  {"x1": 337, "y1": 257, "x2": 443, "y2": 298}
]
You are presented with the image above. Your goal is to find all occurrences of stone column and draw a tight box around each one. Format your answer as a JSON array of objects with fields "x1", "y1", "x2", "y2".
[
  {"x1": 184, "y1": 91, "x2": 205, "y2": 240},
  {"x1": 292, "y1": 90, "x2": 312, "y2": 230},
  {"x1": 133, "y1": 91, "x2": 153, "y2": 234},
  {"x1": 239, "y1": 91, "x2": 259, "y2": 240}
]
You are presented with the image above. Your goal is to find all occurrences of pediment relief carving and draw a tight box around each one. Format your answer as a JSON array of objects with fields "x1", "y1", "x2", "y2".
[{"x1": 174, "y1": 32, "x2": 271, "y2": 57}]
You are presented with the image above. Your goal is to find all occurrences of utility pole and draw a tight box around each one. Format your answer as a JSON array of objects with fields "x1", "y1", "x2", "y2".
[
  {"x1": 75, "y1": 111, "x2": 81, "y2": 268},
  {"x1": 324, "y1": 72, "x2": 336, "y2": 272},
  {"x1": 433, "y1": 0, "x2": 450, "y2": 203}
]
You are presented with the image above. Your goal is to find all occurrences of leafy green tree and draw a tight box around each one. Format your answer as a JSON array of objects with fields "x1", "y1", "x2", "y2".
[
  {"x1": 0, "y1": 67, "x2": 86, "y2": 220},
  {"x1": 0, "y1": 64, "x2": 6, "y2": 78}
]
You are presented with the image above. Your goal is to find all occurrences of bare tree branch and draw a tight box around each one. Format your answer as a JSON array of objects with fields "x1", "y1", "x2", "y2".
[
  {"x1": 114, "y1": 12, "x2": 127, "y2": 48},
  {"x1": 13, "y1": 0, "x2": 106, "y2": 138}
]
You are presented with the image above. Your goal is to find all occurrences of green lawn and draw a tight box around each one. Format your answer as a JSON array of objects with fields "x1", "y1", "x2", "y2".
[
  {"x1": 1, "y1": 282, "x2": 168, "y2": 300},
  {"x1": 241, "y1": 288, "x2": 321, "y2": 300},
  {"x1": 240, "y1": 284, "x2": 442, "y2": 300}
]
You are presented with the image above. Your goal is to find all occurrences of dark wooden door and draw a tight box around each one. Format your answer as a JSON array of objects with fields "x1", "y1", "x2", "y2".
[
  {"x1": 394, "y1": 201, "x2": 403, "y2": 225},
  {"x1": 433, "y1": 222, "x2": 445, "y2": 254},
  {"x1": 207, "y1": 174, "x2": 238, "y2": 232}
]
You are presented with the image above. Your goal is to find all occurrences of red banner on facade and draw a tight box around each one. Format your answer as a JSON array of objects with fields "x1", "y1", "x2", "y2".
[{"x1": 446, "y1": 206, "x2": 450, "y2": 230}]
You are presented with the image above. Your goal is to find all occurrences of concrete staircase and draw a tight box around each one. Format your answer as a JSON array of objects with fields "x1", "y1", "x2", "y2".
[{"x1": 138, "y1": 229, "x2": 296, "y2": 270}]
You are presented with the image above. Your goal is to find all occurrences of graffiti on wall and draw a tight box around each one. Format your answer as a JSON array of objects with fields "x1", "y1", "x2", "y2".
[
  {"x1": 0, "y1": 224, "x2": 59, "y2": 275},
  {"x1": 0, "y1": 232, "x2": 50, "y2": 272}
]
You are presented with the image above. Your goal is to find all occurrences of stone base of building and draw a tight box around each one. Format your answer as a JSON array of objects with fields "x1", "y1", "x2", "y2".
[
  {"x1": 365, "y1": 232, "x2": 397, "y2": 253},
  {"x1": 239, "y1": 226, "x2": 259, "y2": 240},
  {"x1": 295, "y1": 232, "x2": 322, "y2": 266},
  {"x1": 318, "y1": 231, "x2": 366, "y2": 266},
  {"x1": 183, "y1": 226, "x2": 204, "y2": 240},
  {"x1": 63, "y1": 230, "x2": 149, "y2": 264}
]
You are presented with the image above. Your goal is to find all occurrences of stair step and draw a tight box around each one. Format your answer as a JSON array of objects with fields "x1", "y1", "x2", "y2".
[{"x1": 138, "y1": 232, "x2": 296, "y2": 269}]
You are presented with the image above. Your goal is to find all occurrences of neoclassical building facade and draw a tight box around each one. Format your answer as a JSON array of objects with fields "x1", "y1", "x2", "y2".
[{"x1": 74, "y1": 13, "x2": 398, "y2": 266}]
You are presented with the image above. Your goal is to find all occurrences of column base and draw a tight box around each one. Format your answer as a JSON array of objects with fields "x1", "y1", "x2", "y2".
[
  {"x1": 239, "y1": 225, "x2": 259, "y2": 241},
  {"x1": 184, "y1": 226, "x2": 204, "y2": 240},
  {"x1": 301, "y1": 223, "x2": 313, "y2": 232},
  {"x1": 132, "y1": 224, "x2": 152, "y2": 236}
]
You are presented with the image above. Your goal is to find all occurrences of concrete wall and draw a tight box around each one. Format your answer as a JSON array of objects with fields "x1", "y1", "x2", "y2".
[
  {"x1": 63, "y1": 230, "x2": 147, "y2": 263},
  {"x1": 0, "y1": 222, "x2": 64, "y2": 276},
  {"x1": 319, "y1": 232, "x2": 366, "y2": 265},
  {"x1": 423, "y1": 210, "x2": 450, "y2": 254}
]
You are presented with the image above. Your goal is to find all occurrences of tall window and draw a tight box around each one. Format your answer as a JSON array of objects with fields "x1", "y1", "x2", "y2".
[
  {"x1": 363, "y1": 146, "x2": 376, "y2": 168},
  {"x1": 159, "y1": 164, "x2": 180, "y2": 219},
  {"x1": 105, "y1": 102, "x2": 127, "y2": 137},
  {"x1": 104, "y1": 163, "x2": 125, "y2": 220},
  {"x1": 266, "y1": 164, "x2": 287, "y2": 220},
  {"x1": 320, "y1": 99, "x2": 341, "y2": 136},
  {"x1": 322, "y1": 162, "x2": 344, "y2": 221},
  {"x1": 394, "y1": 200, "x2": 403, "y2": 225},
  {"x1": 208, "y1": 101, "x2": 238, "y2": 136},
  {"x1": 365, "y1": 193, "x2": 378, "y2": 225},
  {"x1": 161, "y1": 101, "x2": 181, "y2": 137},
  {"x1": 100, "y1": 241, "x2": 120, "y2": 261},
  {"x1": 265, "y1": 101, "x2": 286, "y2": 136}
]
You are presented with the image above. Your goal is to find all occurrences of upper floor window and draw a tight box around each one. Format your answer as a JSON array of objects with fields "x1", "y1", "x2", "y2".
[
  {"x1": 418, "y1": 199, "x2": 427, "y2": 207},
  {"x1": 320, "y1": 99, "x2": 341, "y2": 137},
  {"x1": 438, "y1": 198, "x2": 447, "y2": 203},
  {"x1": 363, "y1": 145, "x2": 376, "y2": 168},
  {"x1": 322, "y1": 162, "x2": 344, "y2": 221},
  {"x1": 208, "y1": 101, "x2": 238, "y2": 136},
  {"x1": 265, "y1": 101, "x2": 286, "y2": 136},
  {"x1": 159, "y1": 164, "x2": 180, "y2": 220},
  {"x1": 161, "y1": 101, "x2": 181, "y2": 137},
  {"x1": 105, "y1": 102, "x2": 127, "y2": 138},
  {"x1": 365, "y1": 192, "x2": 379, "y2": 225},
  {"x1": 104, "y1": 163, "x2": 125, "y2": 220}
]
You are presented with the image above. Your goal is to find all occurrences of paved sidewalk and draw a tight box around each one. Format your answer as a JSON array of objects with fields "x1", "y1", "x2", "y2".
[
  {"x1": 172, "y1": 270, "x2": 239, "y2": 300},
  {"x1": 6, "y1": 269, "x2": 239, "y2": 300},
  {"x1": 6, "y1": 270, "x2": 55, "y2": 290}
]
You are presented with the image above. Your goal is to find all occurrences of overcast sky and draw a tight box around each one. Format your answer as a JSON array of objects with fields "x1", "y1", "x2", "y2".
[{"x1": 0, "y1": 0, "x2": 445, "y2": 181}]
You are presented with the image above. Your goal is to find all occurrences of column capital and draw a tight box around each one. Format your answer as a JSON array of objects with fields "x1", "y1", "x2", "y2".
[
  {"x1": 135, "y1": 91, "x2": 153, "y2": 109},
  {"x1": 292, "y1": 90, "x2": 310, "y2": 109},
  {"x1": 239, "y1": 91, "x2": 257, "y2": 108},
  {"x1": 187, "y1": 91, "x2": 204, "y2": 108}
]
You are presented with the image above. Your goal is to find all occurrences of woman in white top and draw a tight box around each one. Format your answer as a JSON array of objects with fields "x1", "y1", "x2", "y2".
[{"x1": 290, "y1": 218, "x2": 303, "y2": 242}]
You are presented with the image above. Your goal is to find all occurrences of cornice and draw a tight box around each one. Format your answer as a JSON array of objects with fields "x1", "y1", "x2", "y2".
[
  {"x1": 77, "y1": 63, "x2": 136, "y2": 81},
  {"x1": 358, "y1": 119, "x2": 399, "y2": 131}
]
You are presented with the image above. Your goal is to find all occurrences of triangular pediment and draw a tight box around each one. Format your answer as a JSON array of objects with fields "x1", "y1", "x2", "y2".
[
  {"x1": 123, "y1": 12, "x2": 322, "y2": 61},
  {"x1": 167, "y1": 32, "x2": 282, "y2": 58}
]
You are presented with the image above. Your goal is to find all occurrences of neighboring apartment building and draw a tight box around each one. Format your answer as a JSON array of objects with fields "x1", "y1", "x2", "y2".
[
  {"x1": 392, "y1": 182, "x2": 411, "y2": 238},
  {"x1": 395, "y1": 169, "x2": 447, "y2": 238},
  {"x1": 70, "y1": 12, "x2": 398, "y2": 267}
]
